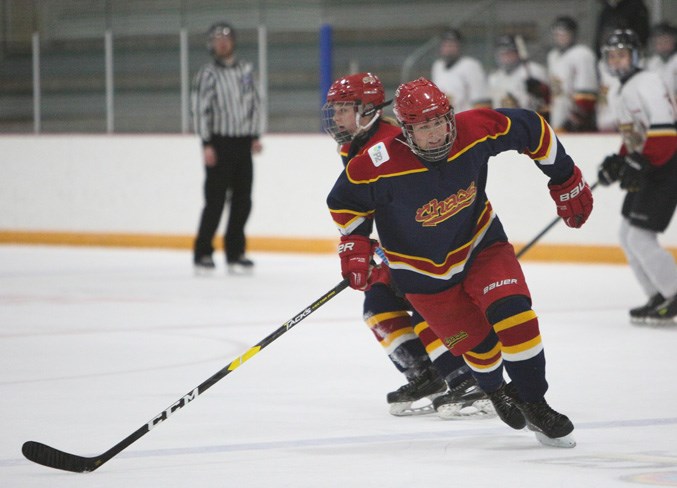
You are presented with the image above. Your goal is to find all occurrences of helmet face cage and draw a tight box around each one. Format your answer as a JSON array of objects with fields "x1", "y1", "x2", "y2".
[
  {"x1": 401, "y1": 112, "x2": 456, "y2": 162},
  {"x1": 322, "y1": 73, "x2": 385, "y2": 144},
  {"x1": 602, "y1": 29, "x2": 641, "y2": 77},
  {"x1": 394, "y1": 78, "x2": 456, "y2": 162},
  {"x1": 321, "y1": 101, "x2": 357, "y2": 144}
]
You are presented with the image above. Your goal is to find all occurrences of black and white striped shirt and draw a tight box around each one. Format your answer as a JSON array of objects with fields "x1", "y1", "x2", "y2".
[{"x1": 191, "y1": 58, "x2": 261, "y2": 142}]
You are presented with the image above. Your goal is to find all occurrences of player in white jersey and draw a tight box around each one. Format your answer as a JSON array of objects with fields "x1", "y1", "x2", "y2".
[
  {"x1": 596, "y1": 58, "x2": 621, "y2": 132},
  {"x1": 645, "y1": 22, "x2": 677, "y2": 102},
  {"x1": 488, "y1": 35, "x2": 550, "y2": 119},
  {"x1": 597, "y1": 29, "x2": 677, "y2": 324},
  {"x1": 431, "y1": 28, "x2": 491, "y2": 113},
  {"x1": 546, "y1": 16, "x2": 598, "y2": 132}
]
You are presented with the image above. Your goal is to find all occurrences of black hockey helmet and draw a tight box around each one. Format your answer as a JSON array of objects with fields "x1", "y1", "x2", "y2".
[
  {"x1": 651, "y1": 22, "x2": 677, "y2": 39},
  {"x1": 440, "y1": 27, "x2": 463, "y2": 43},
  {"x1": 207, "y1": 21, "x2": 235, "y2": 52},
  {"x1": 495, "y1": 34, "x2": 518, "y2": 52},
  {"x1": 602, "y1": 29, "x2": 642, "y2": 77},
  {"x1": 551, "y1": 16, "x2": 578, "y2": 35}
]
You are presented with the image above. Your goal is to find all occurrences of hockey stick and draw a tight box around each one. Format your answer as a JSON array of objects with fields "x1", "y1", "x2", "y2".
[
  {"x1": 22, "y1": 278, "x2": 350, "y2": 473},
  {"x1": 516, "y1": 181, "x2": 599, "y2": 259}
]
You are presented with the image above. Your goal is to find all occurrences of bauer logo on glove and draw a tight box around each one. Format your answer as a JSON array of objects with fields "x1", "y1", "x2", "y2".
[{"x1": 548, "y1": 166, "x2": 593, "y2": 228}]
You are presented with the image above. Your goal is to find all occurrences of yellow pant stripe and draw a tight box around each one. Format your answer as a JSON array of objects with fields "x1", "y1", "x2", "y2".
[
  {"x1": 493, "y1": 310, "x2": 537, "y2": 333},
  {"x1": 502, "y1": 336, "x2": 543, "y2": 355},
  {"x1": 380, "y1": 327, "x2": 415, "y2": 348},
  {"x1": 365, "y1": 311, "x2": 409, "y2": 327},
  {"x1": 413, "y1": 320, "x2": 428, "y2": 335},
  {"x1": 463, "y1": 342, "x2": 502, "y2": 360}
]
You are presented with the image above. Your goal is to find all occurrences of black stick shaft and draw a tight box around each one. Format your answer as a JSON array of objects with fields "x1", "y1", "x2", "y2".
[
  {"x1": 517, "y1": 181, "x2": 598, "y2": 259},
  {"x1": 22, "y1": 278, "x2": 350, "y2": 473}
]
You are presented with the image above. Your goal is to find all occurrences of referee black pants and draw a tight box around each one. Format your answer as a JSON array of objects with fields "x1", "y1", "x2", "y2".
[{"x1": 194, "y1": 135, "x2": 253, "y2": 264}]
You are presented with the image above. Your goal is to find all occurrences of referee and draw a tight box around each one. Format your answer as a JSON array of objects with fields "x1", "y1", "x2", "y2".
[{"x1": 191, "y1": 21, "x2": 262, "y2": 275}]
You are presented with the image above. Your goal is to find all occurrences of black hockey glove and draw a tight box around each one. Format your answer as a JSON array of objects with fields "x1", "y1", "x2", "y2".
[
  {"x1": 597, "y1": 154, "x2": 625, "y2": 186},
  {"x1": 620, "y1": 152, "x2": 650, "y2": 192},
  {"x1": 525, "y1": 78, "x2": 549, "y2": 100}
]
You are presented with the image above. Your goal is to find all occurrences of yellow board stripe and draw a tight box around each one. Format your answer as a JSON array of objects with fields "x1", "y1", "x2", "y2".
[
  {"x1": 227, "y1": 346, "x2": 262, "y2": 371},
  {"x1": 1, "y1": 231, "x2": 676, "y2": 264},
  {"x1": 493, "y1": 310, "x2": 537, "y2": 333}
]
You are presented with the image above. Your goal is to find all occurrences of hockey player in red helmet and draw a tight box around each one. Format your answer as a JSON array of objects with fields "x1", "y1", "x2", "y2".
[
  {"x1": 322, "y1": 72, "x2": 494, "y2": 419},
  {"x1": 322, "y1": 73, "x2": 388, "y2": 145},
  {"x1": 328, "y1": 77, "x2": 593, "y2": 447}
]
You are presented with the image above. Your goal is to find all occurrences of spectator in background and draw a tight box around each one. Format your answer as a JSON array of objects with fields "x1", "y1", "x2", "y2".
[
  {"x1": 191, "y1": 22, "x2": 263, "y2": 275},
  {"x1": 488, "y1": 34, "x2": 550, "y2": 120},
  {"x1": 547, "y1": 16, "x2": 598, "y2": 132},
  {"x1": 594, "y1": 0, "x2": 650, "y2": 59},
  {"x1": 431, "y1": 28, "x2": 491, "y2": 113},
  {"x1": 646, "y1": 22, "x2": 677, "y2": 101}
]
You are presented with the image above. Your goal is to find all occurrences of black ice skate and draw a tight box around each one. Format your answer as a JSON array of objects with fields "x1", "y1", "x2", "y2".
[
  {"x1": 432, "y1": 377, "x2": 496, "y2": 419},
  {"x1": 512, "y1": 396, "x2": 576, "y2": 448},
  {"x1": 227, "y1": 256, "x2": 255, "y2": 275},
  {"x1": 387, "y1": 369, "x2": 447, "y2": 416},
  {"x1": 645, "y1": 294, "x2": 677, "y2": 325},
  {"x1": 487, "y1": 382, "x2": 527, "y2": 430},
  {"x1": 629, "y1": 293, "x2": 664, "y2": 324},
  {"x1": 194, "y1": 255, "x2": 216, "y2": 276}
]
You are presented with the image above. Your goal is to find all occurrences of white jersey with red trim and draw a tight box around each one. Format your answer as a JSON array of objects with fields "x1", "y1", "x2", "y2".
[
  {"x1": 614, "y1": 69, "x2": 677, "y2": 165},
  {"x1": 596, "y1": 60, "x2": 621, "y2": 132},
  {"x1": 547, "y1": 44, "x2": 598, "y2": 130},
  {"x1": 646, "y1": 52, "x2": 677, "y2": 102},
  {"x1": 431, "y1": 56, "x2": 490, "y2": 113},
  {"x1": 488, "y1": 61, "x2": 548, "y2": 112}
]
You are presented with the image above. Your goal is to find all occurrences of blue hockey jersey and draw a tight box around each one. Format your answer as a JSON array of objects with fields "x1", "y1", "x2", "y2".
[{"x1": 327, "y1": 108, "x2": 575, "y2": 294}]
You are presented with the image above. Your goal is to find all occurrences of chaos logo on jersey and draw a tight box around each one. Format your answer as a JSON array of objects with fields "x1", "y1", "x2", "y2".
[
  {"x1": 443, "y1": 331, "x2": 469, "y2": 350},
  {"x1": 415, "y1": 182, "x2": 477, "y2": 227}
]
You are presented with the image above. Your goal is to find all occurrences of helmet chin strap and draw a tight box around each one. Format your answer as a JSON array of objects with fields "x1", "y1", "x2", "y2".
[{"x1": 354, "y1": 109, "x2": 381, "y2": 136}]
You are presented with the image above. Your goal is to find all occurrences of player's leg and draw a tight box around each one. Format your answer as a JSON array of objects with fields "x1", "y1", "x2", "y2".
[
  {"x1": 224, "y1": 137, "x2": 254, "y2": 274},
  {"x1": 194, "y1": 141, "x2": 228, "y2": 272},
  {"x1": 621, "y1": 166, "x2": 677, "y2": 323},
  {"x1": 363, "y1": 284, "x2": 445, "y2": 416},
  {"x1": 467, "y1": 242, "x2": 574, "y2": 447},
  {"x1": 410, "y1": 311, "x2": 494, "y2": 419}
]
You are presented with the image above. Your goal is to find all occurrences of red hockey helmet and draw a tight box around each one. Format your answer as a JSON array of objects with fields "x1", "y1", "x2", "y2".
[
  {"x1": 326, "y1": 72, "x2": 385, "y2": 113},
  {"x1": 393, "y1": 77, "x2": 456, "y2": 161},
  {"x1": 322, "y1": 72, "x2": 387, "y2": 144}
]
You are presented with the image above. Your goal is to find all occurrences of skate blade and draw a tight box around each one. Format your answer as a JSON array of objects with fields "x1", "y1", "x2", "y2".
[
  {"x1": 389, "y1": 403, "x2": 436, "y2": 416},
  {"x1": 194, "y1": 267, "x2": 216, "y2": 277},
  {"x1": 389, "y1": 396, "x2": 443, "y2": 417},
  {"x1": 534, "y1": 431, "x2": 576, "y2": 448},
  {"x1": 436, "y1": 399, "x2": 496, "y2": 420}
]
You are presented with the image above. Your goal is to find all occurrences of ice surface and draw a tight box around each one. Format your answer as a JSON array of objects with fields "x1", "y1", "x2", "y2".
[{"x1": 1, "y1": 246, "x2": 676, "y2": 487}]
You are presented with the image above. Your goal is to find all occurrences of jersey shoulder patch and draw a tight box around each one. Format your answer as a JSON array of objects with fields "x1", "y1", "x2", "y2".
[
  {"x1": 367, "y1": 141, "x2": 390, "y2": 167},
  {"x1": 346, "y1": 136, "x2": 426, "y2": 183}
]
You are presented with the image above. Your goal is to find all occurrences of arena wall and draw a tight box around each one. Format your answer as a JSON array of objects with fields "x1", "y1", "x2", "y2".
[{"x1": 1, "y1": 133, "x2": 675, "y2": 262}]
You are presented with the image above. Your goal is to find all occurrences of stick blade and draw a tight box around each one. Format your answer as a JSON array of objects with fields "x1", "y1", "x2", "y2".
[{"x1": 22, "y1": 441, "x2": 102, "y2": 473}]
